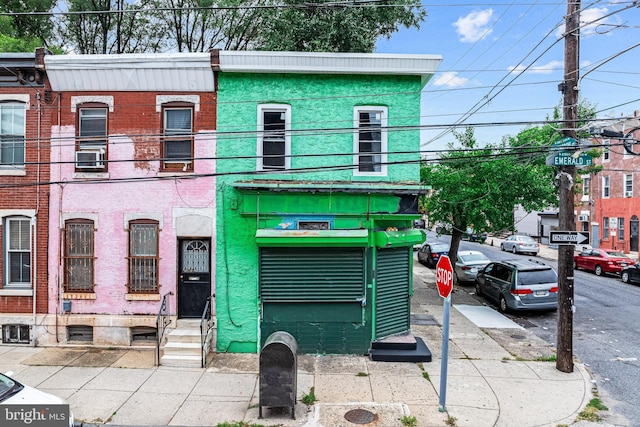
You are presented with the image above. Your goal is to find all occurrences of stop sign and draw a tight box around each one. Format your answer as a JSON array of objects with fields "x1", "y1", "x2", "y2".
[{"x1": 435, "y1": 255, "x2": 454, "y2": 298}]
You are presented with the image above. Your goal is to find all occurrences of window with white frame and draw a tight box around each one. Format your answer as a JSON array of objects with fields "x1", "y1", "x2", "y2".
[
  {"x1": 625, "y1": 174, "x2": 633, "y2": 197},
  {"x1": 128, "y1": 220, "x2": 159, "y2": 293},
  {"x1": 603, "y1": 216, "x2": 609, "y2": 239},
  {"x1": 64, "y1": 220, "x2": 95, "y2": 292},
  {"x1": 3, "y1": 217, "x2": 31, "y2": 287},
  {"x1": 618, "y1": 217, "x2": 624, "y2": 241},
  {"x1": 603, "y1": 176, "x2": 610, "y2": 198},
  {"x1": 602, "y1": 139, "x2": 610, "y2": 162},
  {"x1": 0, "y1": 102, "x2": 26, "y2": 167},
  {"x1": 77, "y1": 105, "x2": 107, "y2": 170},
  {"x1": 354, "y1": 107, "x2": 387, "y2": 175},
  {"x1": 162, "y1": 105, "x2": 193, "y2": 171},
  {"x1": 257, "y1": 104, "x2": 290, "y2": 171},
  {"x1": 582, "y1": 176, "x2": 590, "y2": 196}
]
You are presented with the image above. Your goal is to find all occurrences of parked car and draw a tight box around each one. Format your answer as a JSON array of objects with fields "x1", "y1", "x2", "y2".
[
  {"x1": 0, "y1": 371, "x2": 74, "y2": 427},
  {"x1": 574, "y1": 248, "x2": 633, "y2": 276},
  {"x1": 621, "y1": 263, "x2": 640, "y2": 284},
  {"x1": 500, "y1": 235, "x2": 540, "y2": 255},
  {"x1": 455, "y1": 250, "x2": 491, "y2": 284},
  {"x1": 417, "y1": 241, "x2": 449, "y2": 268},
  {"x1": 475, "y1": 258, "x2": 558, "y2": 312}
]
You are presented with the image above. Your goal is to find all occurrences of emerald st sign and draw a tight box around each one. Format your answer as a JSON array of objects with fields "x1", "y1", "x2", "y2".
[{"x1": 546, "y1": 151, "x2": 593, "y2": 167}]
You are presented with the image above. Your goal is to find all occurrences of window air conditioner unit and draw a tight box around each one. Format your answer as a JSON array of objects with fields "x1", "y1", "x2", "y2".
[
  {"x1": 625, "y1": 191, "x2": 633, "y2": 198},
  {"x1": 577, "y1": 215, "x2": 589, "y2": 222},
  {"x1": 76, "y1": 149, "x2": 105, "y2": 169}
]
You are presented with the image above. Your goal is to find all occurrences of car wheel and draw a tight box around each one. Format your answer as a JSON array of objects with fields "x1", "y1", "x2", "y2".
[
  {"x1": 500, "y1": 244, "x2": 505, "y2": 251},
  {"x1": 622, "y1": 271, "x2": 630, "y2": 283},
  {"x1": 475, "y1": 282, "x2": 482, "y2": 297},
  {"x1": 498, "y1": 295, "x2": 508, "y2": 313},
  {"x1": 512, "y1": 246, "x2": 517, "y2": 254},
  {"x1": 595, "y1": 265, "x2": 603, "y2": 276}
]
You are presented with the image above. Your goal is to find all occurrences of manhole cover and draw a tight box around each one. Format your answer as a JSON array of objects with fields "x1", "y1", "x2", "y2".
[{"x1": 344, "y1": 408, "x2": 376, "y2": 424}]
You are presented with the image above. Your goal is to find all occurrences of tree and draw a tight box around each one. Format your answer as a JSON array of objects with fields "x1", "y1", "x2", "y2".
[
  {"x1": 259, "y1": 0, "x2": 426, "y2": 52},
  {"x1": 56, "y1": 0, "x2": 426, "y2": 53},
  {"x1": 60, "y1": 0, "x2": 165, "y2": 54},
  {"x1": 0, "y1": 0, "x2": 56, "y2": 51},
  {"x1": 421, "y1": 126, "x2": 558, "y2": 269}
]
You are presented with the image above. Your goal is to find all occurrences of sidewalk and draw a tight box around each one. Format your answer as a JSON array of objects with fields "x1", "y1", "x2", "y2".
[{"x1": 0, "y1": 241, "x2": 618, "y2": 427}]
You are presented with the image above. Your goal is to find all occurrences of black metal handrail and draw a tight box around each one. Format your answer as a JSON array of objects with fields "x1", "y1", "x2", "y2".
[
  {"x1": 155, "y1": 291, "x2": 173, "y2": 366},
  {"x1": 200, "y1": 295, "x2": 215, "y2": 368}
]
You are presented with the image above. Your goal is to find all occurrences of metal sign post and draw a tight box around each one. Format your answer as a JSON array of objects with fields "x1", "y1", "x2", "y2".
[
  {"x1": 435, "y1": 255, "x2": 453, "y2": 412},
  {"x1": 439, "y1": 294, "x2": 451, "y2": 412}
]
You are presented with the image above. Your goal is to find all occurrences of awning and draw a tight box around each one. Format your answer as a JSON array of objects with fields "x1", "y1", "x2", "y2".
[
  {"x1": 256, "y1": 229, "x2": 369, "y2": 247},
  {"x1": 375, "y1": 229, "x2": 425, "y2": 248}
]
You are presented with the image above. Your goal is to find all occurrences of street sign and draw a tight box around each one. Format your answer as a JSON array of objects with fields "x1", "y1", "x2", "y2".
[
  {"x1": 436, "y1": 255, "x2": 453, "y2": 299},
  {"x1": 549, "y1": 231, "x2": 590, "y2": 245},
  {"x1": 546, "y1": 151, "x2": 593, "y2": 167},
  {"x1": 551, "y1": 136, "x2": 577, "y2": 151}
]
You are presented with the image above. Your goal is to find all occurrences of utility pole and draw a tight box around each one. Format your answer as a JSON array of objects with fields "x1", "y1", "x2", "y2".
[{"x1": 557, "y1": 0, "x2": 580, "y2": 373}]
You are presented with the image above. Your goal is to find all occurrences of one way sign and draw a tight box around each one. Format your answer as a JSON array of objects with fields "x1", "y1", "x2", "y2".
[{"x1": 549, "y1": 231, "x2": 590, "y2": 245}]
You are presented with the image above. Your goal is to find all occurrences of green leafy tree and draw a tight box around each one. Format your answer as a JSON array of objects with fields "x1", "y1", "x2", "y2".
[
  {"x1": 0, "y1": 0, "x2": 58, "y2": 52},
  {"x1": 421, "y1": 126, "x2": 557, "y2": 267},
  {"x1": 259, "y1": 0, "x2": 426, "y2": 52}
]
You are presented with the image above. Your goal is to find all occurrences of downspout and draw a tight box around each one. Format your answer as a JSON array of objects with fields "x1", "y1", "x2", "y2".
[{"x1": 32, "y1": 92, "x2": 42, "y2": 347}]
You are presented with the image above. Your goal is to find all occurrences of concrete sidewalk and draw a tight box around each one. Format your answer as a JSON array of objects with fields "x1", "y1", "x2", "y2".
[{"x1": 0, "y1": 238, "x2": 617, "y2": 427}]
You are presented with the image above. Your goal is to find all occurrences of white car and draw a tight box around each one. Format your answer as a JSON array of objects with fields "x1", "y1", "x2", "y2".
[
  {"x1": 455, "y1": 250, "x2": 491, "y2": 283},
  {"x1": 500, "y1": 235, "x2": 540, "y2": 255},
  {"x1": 0, "y1": 372, "x2": 75, "y2": 427}
]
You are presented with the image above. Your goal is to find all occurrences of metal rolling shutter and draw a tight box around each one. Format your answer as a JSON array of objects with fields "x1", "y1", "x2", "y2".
[{"x1": 375, "y1": 247, "x2": 411, "y2": 339}]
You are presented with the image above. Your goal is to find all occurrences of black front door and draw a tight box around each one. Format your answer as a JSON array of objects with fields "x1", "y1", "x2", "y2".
[
  {"x1": 178, "y1": 239, "x2": 211, "y2": 318},
  {"x1": 630, "y1": 216, "x2": 639, "y2": 252}
]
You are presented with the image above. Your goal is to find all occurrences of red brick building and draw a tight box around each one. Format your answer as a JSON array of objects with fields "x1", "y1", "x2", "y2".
[
  {"x1": 0, "y1": 49, "x2": 52, "y2": 344},
  {"x1": 578, "y1": 112, "x2": 640, "y2": 254}
]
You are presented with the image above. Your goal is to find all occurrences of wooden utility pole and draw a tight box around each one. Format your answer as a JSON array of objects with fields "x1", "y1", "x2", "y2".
[{"x1": 557, "y1": 0, "x2": 580, "y2": 373}]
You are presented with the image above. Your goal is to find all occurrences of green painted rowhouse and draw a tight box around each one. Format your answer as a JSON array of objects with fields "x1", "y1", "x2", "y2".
[{"x1": 213, "y1": 51, "x2": 442, "y2": 354}]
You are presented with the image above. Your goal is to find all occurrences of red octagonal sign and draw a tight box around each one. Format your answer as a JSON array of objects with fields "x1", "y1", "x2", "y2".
[{"x1": 436, "y1": 255, "x2": 454, "y2": 299}]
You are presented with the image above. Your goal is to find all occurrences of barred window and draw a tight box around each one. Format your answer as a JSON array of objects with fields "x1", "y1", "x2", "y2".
[
  {"x1": 128, "y1": 220, "x2": 159, "y2": 293},
  {"x1": 64, "y1": 220, "x2": 94, "y2": 292}
]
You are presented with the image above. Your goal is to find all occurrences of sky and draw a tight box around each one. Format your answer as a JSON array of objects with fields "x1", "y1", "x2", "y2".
[{"x1": 375, "y1": 1, "x2": 640, "y2": 153}]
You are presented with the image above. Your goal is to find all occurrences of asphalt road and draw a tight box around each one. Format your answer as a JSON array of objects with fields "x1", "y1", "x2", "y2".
[{"x1": 421, "y1": 232, "x2": 640, "y2": 426}]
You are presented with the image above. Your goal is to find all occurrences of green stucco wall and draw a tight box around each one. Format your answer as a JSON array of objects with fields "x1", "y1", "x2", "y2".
[{"x1": 215, "y1": 72, "x2": 423, "y2": 353}]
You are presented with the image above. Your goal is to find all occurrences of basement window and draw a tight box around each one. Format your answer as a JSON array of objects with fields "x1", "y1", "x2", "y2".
[
  {"x1": 131, "y1": 326, "x2": 157, "y2": 343},
  {"x1": 67, "y1": 325, "x2": 93, "y2": 342},
  {"x1": 2, "y1": 324, "x2": 30, "y2": 344}
]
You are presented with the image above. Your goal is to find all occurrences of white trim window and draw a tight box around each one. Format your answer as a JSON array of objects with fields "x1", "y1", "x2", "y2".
[
  {"x1": 162, "y1": 105, "x2": 194, "y2": 172},
  {"x1": 0, "y1": 102, "x2": 26, "y2": 168},
  {"x1": 603, "y1": 176, "x2": 610, "y2": 198},
  {"x1": 625, "y1": 174, "x2": 633, "y2": 197},
  {"x1": 4, "y1": 217, "x2": 31, "y2": 287},
  {"x1": 354, "y1": 107, "x2": 387, "y2": 175},
  {"x1": 77, "y1": 106, "x2": 107, "y2": 170},
  {"x1": 257, "y1": 104, "x2": 291, "y2": 171},
  {"x1": 602, "y1": 139, "x2": 610, "y2": 162}
]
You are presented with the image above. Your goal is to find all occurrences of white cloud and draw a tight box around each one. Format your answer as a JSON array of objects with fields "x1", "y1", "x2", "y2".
[
  {"x1": 555, "y1": 7, "x2": 612, "y2": 38},
  {"x1": 433, "y1": 72, "x2": 469, "y2": 88},
  {"x1": 453, "y1": 9, "x2": 494, "y2": 43},
  {"x1": 508, "y1": 60, "x2": 563, "y2": 75}
]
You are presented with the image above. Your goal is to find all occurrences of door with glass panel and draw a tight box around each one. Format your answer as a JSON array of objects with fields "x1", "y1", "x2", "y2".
[{"x1": 178, "y1": 239, "x2": 211, "y2": 318}]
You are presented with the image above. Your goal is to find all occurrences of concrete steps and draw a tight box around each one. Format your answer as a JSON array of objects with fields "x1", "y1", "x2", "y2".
[{"x1": 160, "y1": 319, "x2": 202, "y2": 368}]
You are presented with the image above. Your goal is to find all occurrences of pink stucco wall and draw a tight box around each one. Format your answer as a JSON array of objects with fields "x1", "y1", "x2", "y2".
[{"x1": 47, "y1": 126, "x2": 216, "y2": 316}]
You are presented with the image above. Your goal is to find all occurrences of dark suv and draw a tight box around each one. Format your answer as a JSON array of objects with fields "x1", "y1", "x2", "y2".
[{"x1": 475, "y1": 259, "x2": 558, "y2": 312}]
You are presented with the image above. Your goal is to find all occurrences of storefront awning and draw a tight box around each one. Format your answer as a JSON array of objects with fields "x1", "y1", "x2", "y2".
[
  {"x1": 256, "y1": 229, "x2": 369, "y2": 247},
  {"x1": 375, "y1": 229, "x2": 425, "y2": 248}
]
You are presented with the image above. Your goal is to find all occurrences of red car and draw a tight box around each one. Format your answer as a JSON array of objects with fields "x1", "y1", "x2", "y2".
[{"x1": 573, "y1": 248, "x2": 633, "y2": 276}]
